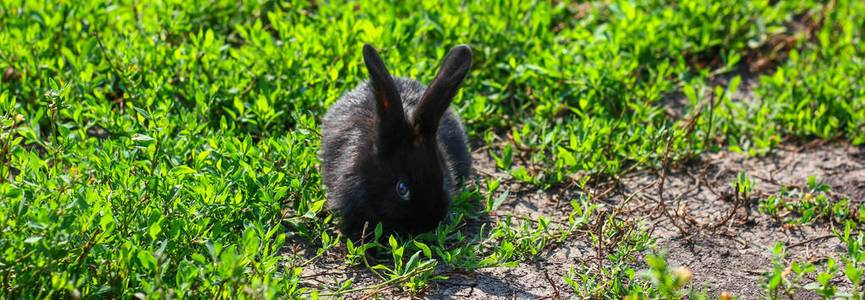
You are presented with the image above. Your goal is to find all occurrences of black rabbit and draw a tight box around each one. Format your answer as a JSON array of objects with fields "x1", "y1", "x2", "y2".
[{"x1": 320, "y1": 43, "x2": 473, "y2": 240}]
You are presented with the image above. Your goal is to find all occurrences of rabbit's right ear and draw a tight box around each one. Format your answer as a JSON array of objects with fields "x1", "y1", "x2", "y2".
[{"x1": 363, "y1": 44, "x2": 410, "y2": 146}]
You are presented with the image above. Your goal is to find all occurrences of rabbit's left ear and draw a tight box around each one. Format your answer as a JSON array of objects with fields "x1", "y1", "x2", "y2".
[{"x1": 413, "y1": 44, "x2": 472, "y2": 137}]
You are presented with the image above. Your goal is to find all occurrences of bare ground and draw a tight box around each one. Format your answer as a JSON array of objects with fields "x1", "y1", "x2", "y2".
[
  {"x1": 631, "y1": 143, "x2": 863, "y2": 299},
  {"x1": 294, "y1": 142, "x2": 865, "y2": 299}
]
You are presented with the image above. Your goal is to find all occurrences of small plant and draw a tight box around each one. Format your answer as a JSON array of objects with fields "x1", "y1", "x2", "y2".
[
  {"x1": 760, "y1": 194, "x2": 785, "y2": 219},
  {"x1": 563, "y1": 203, "x2": 655, "y2": 299},
  {"x1": 804, "y1": 258, "x2": 840, "y2": 298},
  {"x1": 490, "y1": 142, "x2": 514, "y2": 171},
  {"x1": 837, "y1": 220, "x2": 865, "y2": 298},
  {"x1": 484, "y1": 177, "x2": 509, "y2": 213},
  {"x1": 635, "y1": 252, "x2": 706, "y2": 300},
  {"x1": 370, "y1": 236, "x2": 442, "y2": 295},
  {"x1": 734, "y1": 172, "x2": 754, "y2": 200},
  {"x1": 759, "y1": 175, "x2": 856, "y2": 226},
  {"x1": 762, "y1": 241, "x2": 816, "y2": 299},
  {"x1": 344, "y1": 223, "x2": 384, "y2": 267}
]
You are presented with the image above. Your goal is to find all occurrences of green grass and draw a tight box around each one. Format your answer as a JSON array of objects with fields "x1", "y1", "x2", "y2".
[{"x1": 1, "y1": 0, "x2": 864, "y2": 298}]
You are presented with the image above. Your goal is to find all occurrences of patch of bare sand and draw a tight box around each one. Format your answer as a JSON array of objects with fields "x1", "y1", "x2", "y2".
[
  {"x1": 432, "y1": 144, "x2": 863, "y2": 299},
  {"x1": 294, "y1": 143, "x2": 864, "y2": 298},
  {"x1": 622, "y1": 143, "x2": 863, "y2": 299}
]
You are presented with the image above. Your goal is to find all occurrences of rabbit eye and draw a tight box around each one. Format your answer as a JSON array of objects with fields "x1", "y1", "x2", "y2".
[{"x1": 396, "y1": 180, "x2": 410, "y2": 201}]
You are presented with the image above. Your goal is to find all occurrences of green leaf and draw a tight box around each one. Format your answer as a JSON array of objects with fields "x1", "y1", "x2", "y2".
[
  {"x1": 303, "y1": 199, "x2": 327, "y2": 218},
  {"x1": 242, "y1": 227, "x2": 260, "y2": 254},
  {"x1": 683, "y1": 83, "x2": 697, "y2": 103},
  {"x1": 488, "y1": 188, "x2": 510, "y2": 212},
  {"x1": 134, "y1": 107, "x2": 153, "y2": 121},
  {"x1": 132, "y1": 133, "x2": 155, "y2": 143},
  {"x1": 138, "y1": 251, "x2": 158, "y2": 272},
  {"x1": 374, "y1": 223, "x2": 383, "y2": 241},
  {"x1": 100, "y1": 213, "x2": 116, "y2": 234},
  {"x1": 191, "y1": 253, "x2": 207, "y2": 264},
  {"x1": 618, "y1": 0, "x2": 636, "y2": 20},
  {"x1": 148, "y1": 216, "x2": 164, "y2": 240},
  {"x1": 413, "y1": 241, "x2": 432, "y2": 259},
  {"x1": 404, "y1": 251, "x2": 422, "y2": 273},
  {"x1": 172, "y1": 165, "x2": 196, "y2": 176}
]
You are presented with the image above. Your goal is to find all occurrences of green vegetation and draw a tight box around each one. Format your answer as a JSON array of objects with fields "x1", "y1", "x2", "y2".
[
  {"x1": 760, "y1": 221, "x2": 865, "y2": 299},
  {"x1": 1, "y1": 0, "x2": 863, "y2": 298}
]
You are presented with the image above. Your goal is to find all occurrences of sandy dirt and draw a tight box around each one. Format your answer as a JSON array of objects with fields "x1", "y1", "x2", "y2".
[{"x1": 293, "y1": 142, "x2": 864, "y2": 299}]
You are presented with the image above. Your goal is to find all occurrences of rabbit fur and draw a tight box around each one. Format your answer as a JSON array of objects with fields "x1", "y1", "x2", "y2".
[{"x1": 320, "y1": 43, "x2": 473, "y2": 240}]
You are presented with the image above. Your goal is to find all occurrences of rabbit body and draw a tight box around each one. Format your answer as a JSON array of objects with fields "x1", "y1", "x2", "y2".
[{"x1": 320, "y1": 44, "x2": 473, "y2": 239}]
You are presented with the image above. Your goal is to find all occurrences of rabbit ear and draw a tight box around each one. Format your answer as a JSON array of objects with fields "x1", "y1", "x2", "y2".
[
  {"x1": 363, "y1": 44, "x2": 410, "y2": 143},
  {"x1": 413, "y1": 44, "x2": 472, "y2": 137}
]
